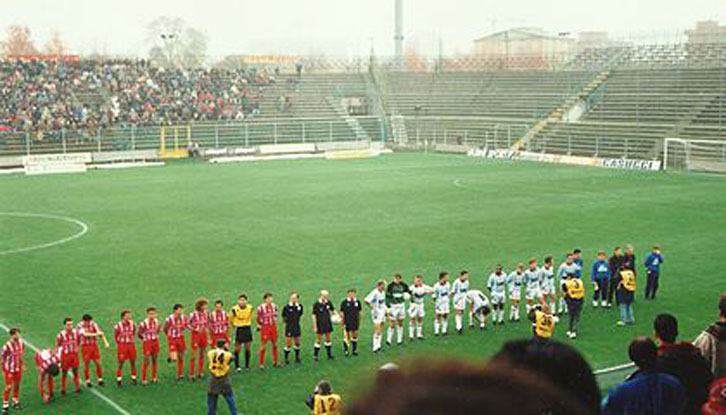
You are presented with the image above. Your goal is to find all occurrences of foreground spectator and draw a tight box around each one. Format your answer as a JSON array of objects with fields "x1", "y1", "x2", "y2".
[
  {"x1": 602, "y1": 337, "x2": 685, "y2": 415},
  {"x1": 305, "y1": 380, "x2": 342, "y2": 415},
  {"x1": 701, "y1": 378, "x2": 726, "y2": 415},
  {"x1": 693, "y1": 295, "x2": 726, "y2": 378},
  {"x1": 492, "y1": 338, "x2": 601, "y2": 413},
  {"x1": 654, "y1": 313, "x2": 714, "y2": 415},
  {"x1": 348, "y1": 360, "x2": 592, "y2": 415}
]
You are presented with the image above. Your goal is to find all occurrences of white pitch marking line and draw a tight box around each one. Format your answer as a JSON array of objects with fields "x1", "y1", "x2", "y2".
[
  {"x1": 453, "y1": 178, "x2": 466, "y2": 189},
  {"x1": 0, "y1": 322, "x2": 131, "y2": 415},
  {"x1": 0, "y1": 212, "x2": 89, "y2": 256},
  {"x1": 593, "y1": 362, "x2": 635, "y2": 375}
]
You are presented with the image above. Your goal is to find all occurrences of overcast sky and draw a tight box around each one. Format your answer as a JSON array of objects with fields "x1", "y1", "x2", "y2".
[{"x1": 2, "y1": 0, "x2": 724, "y2": 58}]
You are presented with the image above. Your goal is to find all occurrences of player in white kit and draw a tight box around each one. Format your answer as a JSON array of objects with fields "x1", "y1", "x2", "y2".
[
  {"x1": 487, "y1": 264, "x2": 507, "y2": 325},
  {"x1": 507, "y1": 263, "x2": 525, "y2": 322},
  {"x1": 407, "y1": 275, "x2": 434, "y2": 340},
  {"x1": 432, "y1": 272, "x2": 451, "y2": 336},
  {"x1": 364, "y1": 280, "x2": 387, "y2": 353},
  {"x1": 523, "y1": 258, "x2": 543, "y2": 314},
  {"x1": 451, "y1": 270, "x2": 470, "y2": 333},
  {"x1": 557, "y1": 253, "x2": 581, "y2": 314},
  {"x1": 466, "y1": 290, "x2": 491, "y2": 329},
  {"x1": 540, "y1": 256, "x2": 557, "y2": 315}
]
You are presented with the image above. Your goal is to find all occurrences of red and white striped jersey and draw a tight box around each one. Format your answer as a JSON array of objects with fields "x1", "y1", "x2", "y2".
[
  {"x1": 256, "y1": 303, "x2": 278, "y2": 327},
  {"x1": 56, "y1": 329, "x2": 79, "y2": 355},
  {"x1": 1, "y1": 339, "x2": 24, "y2": 373},
  {"x1": 164, "y1": 314, "x2": 189, "y2": 340},
  {"x1": 76, "y1": 321, "x2": 101, "y2": 347},
  {"x1": 210, "y1": 310, "x2": 229, "y2": 335},
  {"x1": 188, "y1": 310, "x2": 209, "y2": 333},
  {"x1": 35, "y1": 348, "x2": 61, "y2": 373},
  {"x1": 138, "y1": 318, "x2": 160, "y2": 343},
  {"x1": 114, "y1": 320, "x2": 136, "y2": 344}
]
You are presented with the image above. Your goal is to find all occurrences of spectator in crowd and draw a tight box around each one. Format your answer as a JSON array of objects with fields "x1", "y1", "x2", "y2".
[
  {"x1": 491, "y1": 338, "x2": 601, "y2": 414},
  {"x1": 693, "y1": 295, "x2": 726, "y2": 378},
  {"x1": 654, "y1": 313, "x2": 714, "y2": 415},
  {"x1": 348, "y1": 360, "x2": 593, "y2": 415},
  {"x1": 701, "y1": 378, "x2": 726, "y2": 415},
  {"x1": 602, "y1": 336, "x2": 686, "y2": 415}
]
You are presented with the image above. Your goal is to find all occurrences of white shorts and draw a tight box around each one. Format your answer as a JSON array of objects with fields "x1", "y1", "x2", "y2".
[
  {"x1": 453, "y1": 295, "x2": 467, "y2": 311},
  {"x1": 388, "y1": 304, "x2": 406, "y2": 321},
  {"x1": 371, "y1": 310, "x2": 386, "y2": 325},
  {"x1": 540, "y1": 285, "x2": 554, "y2": 296},
  {"x1": 408, "y1": 303, "x2": 425, "y2": 318},
  {"x1": 526, "y1": 288, "x2": 541, "y2": 301},
  {"x1": 491, "y1": 293, "x2": 506, "y2": 306},
  {"x1": 435, "y1": 301, "x2": 450, "y2": 315},
  {"x1": 509, "y1": 291, "x2": 521, "y2": 301}
]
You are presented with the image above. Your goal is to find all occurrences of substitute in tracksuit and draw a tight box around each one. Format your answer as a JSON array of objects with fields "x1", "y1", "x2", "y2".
[
  {"x1": 591, "y1": 250, "x2": 611, "y2": 308},
  {"x1": 644, "y1": 246, "x2": 664, "y2": 300}
]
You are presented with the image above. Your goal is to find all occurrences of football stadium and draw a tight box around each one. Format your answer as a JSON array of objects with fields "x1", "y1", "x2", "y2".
[{"x1": 1, "y1": 1, "x2": 725, "y2": 414}]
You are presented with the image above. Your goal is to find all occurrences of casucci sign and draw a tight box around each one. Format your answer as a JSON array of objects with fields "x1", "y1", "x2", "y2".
[{"x1": 600, "y1": 158, "x2": 662, "y2": 171}]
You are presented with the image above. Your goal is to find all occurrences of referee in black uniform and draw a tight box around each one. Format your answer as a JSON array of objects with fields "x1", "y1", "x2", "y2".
[
  {"x1": 340, "y1": 289, "x2": 362, "y2": 357},
  {"x1": 312, "y1": 290, "x2": 335, "y2": 361},
  {"x1": 282, "y1": 292, "x2": 303, "y2": 364}
]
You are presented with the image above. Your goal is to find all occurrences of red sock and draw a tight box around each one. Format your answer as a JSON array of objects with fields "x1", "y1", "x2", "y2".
[
  {"x1": 13, "y1": 385, "x2": 18, "y2": 401},
  {"x1": 142, "y1": 361, "x2": 148, "y2": 382},
  {"x1": 116, "y1": 369, "x2": 122, "y2": 380},
  {"x1": 259, "y1": 347, "x2": 266, "y2": 366},
  {"x1": 96, "y1": 364, "x2": 103, "y2": 379},
  {"x1": 83, "y1": 365, "x2": 90, "y2": 381},
  {"x1": 152, "y1": 360, "x2": 157, "y2": 379},
  {"x1": 272, "y1": 346, "x2": 278, "y2": 366},
  {"x1": 61, "y1": 375, "x2": 67, "y2": 392},
  {"x1": 189, "y1": 358, "x2": 195, "y2": 377},
  {"x1": 3, "y1": 387, "x2": 9, "y2": 405},
  {"x1": 176, "y1": 357, "x2": 183, "y2": 377},
  {"x1": 48, "y1": 378, "x2": 54, "y2": 397},
  {"x1": 197, "y1": 350, "x2": 204, "y2": 375},
  {"x1": 73, "y1": 372, "x2": 80, "y2": 391},
  {"x1": 131, "y1": 366, "x2": 137, "y2": 378}
]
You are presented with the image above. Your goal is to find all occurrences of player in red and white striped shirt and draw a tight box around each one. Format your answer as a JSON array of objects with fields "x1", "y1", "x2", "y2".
[
  {"x1": 138, "y1": 307, "x2": 161, "y2": 385},
  {"x1": 34, "y1": 347, "x2": 61, "y2": 403},
  {"x1": 209, "y1": 300, "x2": 230, "y2": 348},
  {"x1": 188, "y1": 298, "x2": 210, "y2": 380},
  {"x1": 114, "y1": 310, "x2": 137, "y2": 386},
  {"x1": 162, "y1": 304, "x2": 189, "y2": 380},
  {"x1": 1, "y1": 328, "x2": 24, "y2": 412},
  {"x1": 76, "y1": 314, "x2": 109, "y2": 387},
  {"x1": 55, "y1": 318, "x2": 80, "y2": 395},
  {"x1": 256, "y1": 293, "x2": 279, "y2": 369}
]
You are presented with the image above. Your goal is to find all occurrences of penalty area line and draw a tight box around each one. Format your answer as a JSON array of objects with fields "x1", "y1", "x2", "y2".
[{"x1": 0, "y1": 321, "x2": 131, "y2": 415}]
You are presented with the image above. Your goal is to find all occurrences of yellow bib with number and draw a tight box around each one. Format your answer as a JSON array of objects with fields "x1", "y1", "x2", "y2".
[
  {"x1": 207, "y1": 349, "x2": 232, "y2": 378},
  {"x1": 313, "y1": 394, "x2": 342, "y2": 415},
  {"x1": 620, "y1": 270, "x2": 636, "y2": 292},
  {"x1": 565, "y1": 279, "x2": 585, "y2": 299},
  {"x1": 534, "y1": 311, "x2": 555, "y2": 338}
]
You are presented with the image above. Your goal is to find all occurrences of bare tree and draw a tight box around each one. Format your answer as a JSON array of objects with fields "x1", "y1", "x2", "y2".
[
  {"x1": 44, "y1": 30, "x2": 67, "y2": 55},
  {"x1": 146, "y1": 17, "x2": 208, "y2": 68},
  {"x1": 3, "y1": 25, "x2": 38, "y2": 56}
]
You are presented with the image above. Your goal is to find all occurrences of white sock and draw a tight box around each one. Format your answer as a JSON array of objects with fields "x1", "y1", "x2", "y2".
[
  {"x1": 455, "y1": 314, "x2": 462, "y2": 331},
  {"x1": 498, "y1": 309, "x2": 504, "y2": 323},
  {"x1": 416, "y1": 324, "x2": 423, "y2": 337},
  {"x1": 434, "y1": 319, "x2": 440, "y2": 334},
  {"x1": 373, "y1": 333, "x2": 380, "y2": 351},
  {"x1": 550, "y1": 301, "x2": 556, "y2": 313},
  {"x1": 468, "y1": 311, "x2": 474, "y2": 326},
  {"x1": 397, "y1": 327, "x2": 403, "y2": 343},
  {"x1": 387, "y1": 328, "x2": 394, "y2": 344},
  {"x1": 442, "y1": 319, "x2": 448, "y2": 333},
  {"x1": 409, "y1": 325, "x2": 415, "y2": 339},
  {"x1": 510, "y1": 305, "x2": 516, "y2": 320}
]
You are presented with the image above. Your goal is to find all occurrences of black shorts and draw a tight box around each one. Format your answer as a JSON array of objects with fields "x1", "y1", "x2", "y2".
[
  {"x1": 344, "y1": 321, "x2": 359, "y2": 332},
  {"x1": 316, "y1": 320, "x2": 333, "y2": 334},
  {"x1": 285, "y1": 325, "x2": 301, "y2": 338},
  {"x1": 235, "y1": 326, "x2": 253, "y2": 344}
]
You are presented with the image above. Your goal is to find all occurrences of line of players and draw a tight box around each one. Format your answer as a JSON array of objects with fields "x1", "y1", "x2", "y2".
[{"x1": 0, "y1": 246, "x2": 664, "y2": 412}]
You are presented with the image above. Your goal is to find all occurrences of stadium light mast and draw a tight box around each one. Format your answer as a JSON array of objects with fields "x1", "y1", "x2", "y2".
[{"x1": 394, "y1": 0, "x2": 404, "y2": 58}]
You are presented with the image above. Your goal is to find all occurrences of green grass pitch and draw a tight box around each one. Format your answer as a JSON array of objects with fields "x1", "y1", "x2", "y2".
[{"x1": 1, "y1": 152, "x2": 724, "y2": 414}]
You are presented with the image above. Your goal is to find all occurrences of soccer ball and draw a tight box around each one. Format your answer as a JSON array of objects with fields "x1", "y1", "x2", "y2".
[
  {"x1": 403, "y1": 293, "x2": 411, "y2": 301},
  {"x1": 331, "y1": 313, "x2": 342, "y2": 324}
]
